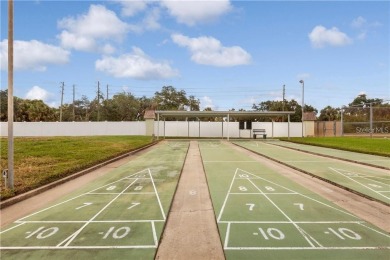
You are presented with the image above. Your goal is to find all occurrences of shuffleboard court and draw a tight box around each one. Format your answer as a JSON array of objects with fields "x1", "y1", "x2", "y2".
[
  {"x1": 0, "y1": 141, "x2": 189, "y2": 259},
  {"x1": 233, "y1": 141, "x2": 390, "y2": 205},
  {"x1": 270, "y1": 140, "x2": 390, "y2": 169},
  {"x1": 199, "y1": 141, "x2": 389, "y2": 260}
]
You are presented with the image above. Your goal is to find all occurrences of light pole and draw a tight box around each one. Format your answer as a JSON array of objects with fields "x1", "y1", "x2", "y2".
[
  {"x1": 7, "y1": 0, "x2": 14, "y2": 189},
  {"x1": 299, "y1": 80, "x2": 304, "y2": 137}
]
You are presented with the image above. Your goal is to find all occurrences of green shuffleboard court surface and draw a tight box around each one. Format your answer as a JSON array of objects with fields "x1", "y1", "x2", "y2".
[
  {"x1": 233, "y1": 141, "x2": 390, "y2": 205},
  {"x1": 274, "y1": 140, "x2": 390, "y2": 169},
  {"x1": 199, "y1": 141, "x2": 389, "y2": 260},
  {"x1": 0, "y1": 141, "x2": 189, "y2": 260}
]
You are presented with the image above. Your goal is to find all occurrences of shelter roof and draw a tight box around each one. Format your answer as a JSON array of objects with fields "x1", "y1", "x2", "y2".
[{"x1": 155, "y1": 110, "x2": 295, "y2": 118}]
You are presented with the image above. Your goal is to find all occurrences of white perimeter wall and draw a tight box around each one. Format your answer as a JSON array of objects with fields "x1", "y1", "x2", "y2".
[
  {"x1": 1, "y1": 121, "x2": 302, "y2": 137},
  {"x1": 0, "y1": 122, "x2": 145, "y2": 137},
  {"x1": 252, "y1": 122, "x2": 302, "y2": 138},
  {"x1": 154, "y1": 121, "x2": 302, "y2": 138}
]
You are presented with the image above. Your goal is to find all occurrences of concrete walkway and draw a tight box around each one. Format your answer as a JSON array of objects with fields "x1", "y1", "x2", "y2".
[{"x1": 155, "y1": 141, "x2": 225, "y2": 260}]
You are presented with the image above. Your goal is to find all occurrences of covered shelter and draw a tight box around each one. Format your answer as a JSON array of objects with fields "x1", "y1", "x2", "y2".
[{"x1": 155, "y1": 110, "x2": 296, "y2": 140}]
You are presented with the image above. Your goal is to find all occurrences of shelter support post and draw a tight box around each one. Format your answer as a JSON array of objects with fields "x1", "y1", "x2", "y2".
[
  {"x1": 157, "y1": 113, "x2": 159, "y2": 140},
  {"x1": 288, "y1": 114, "x2": 290, "y2": 140},
  {"x1": 227, "y1": 114, "x2": 230, "y2": 141}
]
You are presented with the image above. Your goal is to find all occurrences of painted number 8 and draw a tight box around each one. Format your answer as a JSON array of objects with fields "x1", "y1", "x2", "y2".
[{"x1": 239, "y1": 186, "x2": 248, "y2": 192}]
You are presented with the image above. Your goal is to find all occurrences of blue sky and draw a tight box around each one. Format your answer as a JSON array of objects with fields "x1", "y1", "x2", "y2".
[{"x1": 1, "y1": 0, "x2": 389, "y2": 111}]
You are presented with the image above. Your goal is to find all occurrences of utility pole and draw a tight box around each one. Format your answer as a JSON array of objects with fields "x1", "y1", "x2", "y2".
[
  {"x1": 7, "y1": 0, "x2": 14, "y2": 189},
  {"x1": 97, "y1": 81, "x2": 100, "y2": 121},
  {"x1": 282, "y1": 84, "x2": 285, "y2": 122},
  {"x1": 106, "y1": 84, "x2": 109, "y2": 100},
  {"x1": 59, "y1": 82, "x2": 64, "y2": 122},
  {"x1": 369, "y1": 102, "x2": 373, "y2": 138},
  {"x1": 72, "y1": 84, "x2": 75, "y2": 121},
  {"x1": 299, "y1": 80, "x2": 305, "y2": 137}
]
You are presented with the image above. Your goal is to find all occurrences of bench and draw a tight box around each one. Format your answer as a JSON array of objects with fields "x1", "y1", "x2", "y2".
[{"x1": 253, "y1": 129, "x2": 267, "y2": 139}]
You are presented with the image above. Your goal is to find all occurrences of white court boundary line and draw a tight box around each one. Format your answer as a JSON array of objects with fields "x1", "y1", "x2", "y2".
[
  {"x1": 57, "y1": 178, "x2": 140, "y2": 247},
  {"x1": 4, "y1": 245, "x2": 389, "y2": 250},
  {"x1": 148, "y1": 168, "x2": 166, "y2": 220},
  {"x1": 1, "y1": 168, "x2": 166, "y2": 250},
  {"x1": 330, "y1": 169, "x2": 390, "y2": 187},
  {"x1": 14, "y1": 169, "x2": 151, "y2": 223},
  {"x1": 246, "y1": 177, "x2": 322, "y2": 248},
  {"x1": 237, "y1": 168, "x2": 359, "y2": 218},
  {"x1": 225, "y1": 246, "x2": 390, "y2": 250},
  {"x1": 217, "y1": 169, "x2": 238, "y2": 222},
  {"x1": 218, "y1": 168, "x2": 390, "y2": 251},
  {"x1": 329, "y1": 168, "x2": 390, "y2": 200}
]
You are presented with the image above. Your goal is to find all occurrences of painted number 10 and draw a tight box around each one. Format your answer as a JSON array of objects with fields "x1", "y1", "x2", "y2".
[
  {"x1": 257, "y1": 228, "x2": 285, "y2": 240},
  {"x1": 326, "y1": 228, "x2": 361, "y2": 240},
  {"x1": 25, "y1": 226, "x2": 59, "y2": 239},
  {"x1": 102, "y1": 226, "x2": 131, "y2": 239}
]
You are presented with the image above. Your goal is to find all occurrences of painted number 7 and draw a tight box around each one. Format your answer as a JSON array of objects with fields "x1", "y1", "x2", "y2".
[
  {"x1": 293, "y1": 203, "x2": 304, "y2": 211},
  {"x1": 128, "y1": 202, "x2": 140, "y2": 210},
  {"x1": 246, "y1": 203, "x2": 255, "y2": 211},
  {"x1": 76, "y1": 202, "x2": 93, "y2": 210}
]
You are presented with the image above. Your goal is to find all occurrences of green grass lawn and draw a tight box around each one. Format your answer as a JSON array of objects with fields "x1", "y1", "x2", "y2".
[
  {"x1": 280, "y1": 137, "x2": 390, "y2": 157},
  {"x1": 0, "y1": 136, "x2": 154, "y2": 200}
]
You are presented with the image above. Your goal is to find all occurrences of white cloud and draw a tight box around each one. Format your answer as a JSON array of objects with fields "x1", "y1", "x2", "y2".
[
  {"x1": 101, "y1": 44, "x2": 116, "y2": 55},
  {"x1": 25, "y1": 86, "x2": 57, "y2": 107},
  {"x1": 202, "y1": 96, "x2": 215, "y2": 109},
  {"x1": 58, "y1": 4, "x2": 129, "y2": 52},
  {"x1": 171, "y1": 33, "x2": 251, "y2": 67},
  {"x1": 350, "y1": 16, "x2": 382, "y2": 41},
  {"x1": 26, "y1": 86, "x2": 51, "y2": 100},
  {"x1": 161, "y1": 0, "x2": 232, "y2": 26},
  {"x1": 308, "y1": 25, "x2": 352, "y2": 48},
  {"x1": 114, "y1": 0, "x2": 149, "y2": 17},
  {"x1": 0, "y1": 40, "x2": 70, "y2": 71},
  {"x1": 351, "y1": 16, "x2": 366, "y2": 28},
  {"x1": 143, "y1": 7, "x2": 161, "y2": 30},
  {"x1": 95, "y1": 47, "x2": 179, "y2": 80}
]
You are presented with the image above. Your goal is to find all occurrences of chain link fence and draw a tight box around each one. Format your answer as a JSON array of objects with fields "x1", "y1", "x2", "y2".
[{"x1": 341, "y1": 106, "x2": 390, "y2": 137}]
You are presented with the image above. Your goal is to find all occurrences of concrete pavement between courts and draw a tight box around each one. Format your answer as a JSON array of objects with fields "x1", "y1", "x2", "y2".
[{"x1": 0, "y1": 140, "x2": 389, "y2": 260}]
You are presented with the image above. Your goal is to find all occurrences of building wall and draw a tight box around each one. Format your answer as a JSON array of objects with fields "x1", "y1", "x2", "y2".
[
  {"x1": 314, "y1": 121, "x2": 342, "y2": 137},
  {"x1": 154, "y1": 121, "x2": 302, "y2": 138},
  {"x1": 0, "y1": 122, "x2": 145, "y2": 137},
  {"x1": 304, "y1": 121, "x2": 315, "y2": 137},
  {"x1": 145, "y1": 119, "x2": 154, "y2": 136},
  {"x1": 1, "y1": 121, "x2": 303, "y2": 138}
]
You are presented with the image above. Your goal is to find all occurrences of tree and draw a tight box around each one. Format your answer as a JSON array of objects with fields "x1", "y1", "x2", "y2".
[
  {"x1": 187, "y1": 95, "x2": 200, "y2": 111},
  {"x1": 59, "y1": 95, "x2": 91, "y2": 121},
  {"x1": 101, "y1": 92, "x2": 140, "y2": 121},
  {"x1": 0, "y1": 90, "x2": 8, "y2": 121},
  {"x1": 252, "y1": 99, "x2": 317, "y2": 122},
  {"x1": 319, "y1": 106, "x2": 340, "y2": 121},
  {"x1": 154, "y1": 86, "x2": 189, "y2": 111},
  {"x1": 13, "y1": 98, "x2": 57, "y2": 122},
  {"x1": 349, "y1": 93, "x2": 382, "y2": 107},
  {"x1": 345, "y1": 94, "x2": 387, "y2": 123}
]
